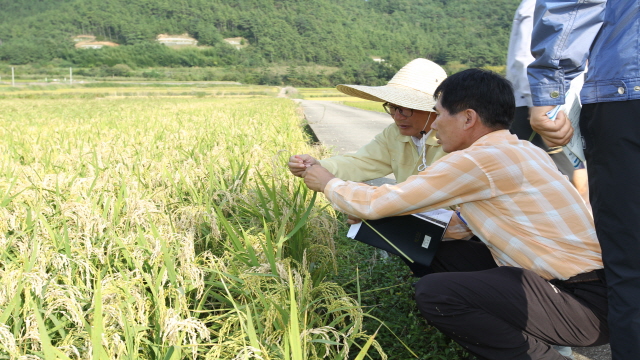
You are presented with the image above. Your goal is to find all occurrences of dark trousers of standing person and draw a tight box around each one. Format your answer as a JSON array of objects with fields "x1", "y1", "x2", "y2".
[
  {"x1": 511, "y1": 106, "x2": 576, "y2": 182},
  {"x1": 414, "y1": 240, "x2": 609, "y2": 360},
  {"x1": 581, "y1": 99, "x2": 640, "y2": 359}
]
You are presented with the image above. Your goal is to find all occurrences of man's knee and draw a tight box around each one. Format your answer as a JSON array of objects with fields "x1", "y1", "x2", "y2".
[{"x1": 414, "y1": 273, "x2": 466, "y2": 323}]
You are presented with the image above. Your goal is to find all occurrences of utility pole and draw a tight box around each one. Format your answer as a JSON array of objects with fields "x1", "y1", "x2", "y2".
[
  {"x1": 70, "y1": 67, "x2": 73, "y2": 84},
  {"x1": 11, "y1": 67, "x2": 14, "y2": 87}
]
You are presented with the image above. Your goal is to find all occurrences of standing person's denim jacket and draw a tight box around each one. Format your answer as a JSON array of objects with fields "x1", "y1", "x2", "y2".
[{"x1": 527, "y1": 0, "x2": 640, "y2": 106}]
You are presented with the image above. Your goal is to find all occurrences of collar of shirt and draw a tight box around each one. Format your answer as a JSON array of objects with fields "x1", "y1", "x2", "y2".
[{"x1": 403, "y1": 129, "x2": 440, "y2": 147}]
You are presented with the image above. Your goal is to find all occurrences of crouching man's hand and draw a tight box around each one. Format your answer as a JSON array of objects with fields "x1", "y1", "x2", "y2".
[{"x1": 302, "y1": 165, "x2": 336, "y2": 192}]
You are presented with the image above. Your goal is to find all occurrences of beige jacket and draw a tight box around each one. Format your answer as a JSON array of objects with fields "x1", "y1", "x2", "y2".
[{"x1": 318, "y1": 124, "x2": 447, "y2": 183}]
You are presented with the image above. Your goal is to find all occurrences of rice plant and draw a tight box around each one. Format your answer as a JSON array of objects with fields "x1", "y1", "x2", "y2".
[{"x1": 0, "y1": 96, "x2": 384, "y2": 359}]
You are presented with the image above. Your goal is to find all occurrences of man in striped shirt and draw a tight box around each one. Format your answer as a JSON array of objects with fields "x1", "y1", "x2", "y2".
[{"x1": 301, "y1": 69, "x2": 608, "y2": 359}]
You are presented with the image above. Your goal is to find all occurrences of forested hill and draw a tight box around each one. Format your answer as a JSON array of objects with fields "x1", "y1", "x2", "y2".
[{"x1": 0, "y1": 0, "x2": 520, "y2": 82}]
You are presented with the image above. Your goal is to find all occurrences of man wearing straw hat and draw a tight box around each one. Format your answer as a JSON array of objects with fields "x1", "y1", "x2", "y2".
[
  {"x1": 300, "y1": 69, "x2": 608, "y2": 359},
  {"x1": 288, "y1": 58, "x2": 448, "y2": 185}
]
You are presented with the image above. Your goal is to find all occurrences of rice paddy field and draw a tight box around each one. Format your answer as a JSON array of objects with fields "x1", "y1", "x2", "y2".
[
  {"x1": 0, "y1": 83, "x2": 466, "y2": 359},
  {"x1": 0, "y1": 83, "x2": 279, "y2": 100}
]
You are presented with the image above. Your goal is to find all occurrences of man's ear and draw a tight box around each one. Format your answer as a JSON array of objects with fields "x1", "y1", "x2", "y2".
[{"x1": 462, "y1": 109, "x2": 480, "y2": 130}]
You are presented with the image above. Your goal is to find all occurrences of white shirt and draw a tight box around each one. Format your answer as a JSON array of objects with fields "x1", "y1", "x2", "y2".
[{"x1": 506, "y1": 0, "x2": 536, "y2": 108}]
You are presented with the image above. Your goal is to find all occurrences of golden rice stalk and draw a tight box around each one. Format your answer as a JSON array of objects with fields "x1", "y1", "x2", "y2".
[
  {"x1": 0, "y1": 324, "x2": 18, "y2": 358},
  {"x1": 161, "y1": 308, "x2": 211, "y2": 359}
]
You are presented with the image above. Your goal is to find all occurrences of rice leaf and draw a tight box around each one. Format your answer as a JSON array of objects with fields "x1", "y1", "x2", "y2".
[
  {"x1": 287, "y1": 269, "x2": 304, "y2": 360},
  {"x1": 90, "y1": 274, "x2": 106, "y2": 360},
  {"x1": 30, "y1": 294, "x2": 73, "y2": 360},
  {"x1": 354, "y1": 326, "x2": 381, "y2": 360}
]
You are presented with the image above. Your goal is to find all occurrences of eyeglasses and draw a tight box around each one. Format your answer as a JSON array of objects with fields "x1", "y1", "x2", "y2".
[{"x1": 382, "y1": 102, "x2": 414, "y2": 118}]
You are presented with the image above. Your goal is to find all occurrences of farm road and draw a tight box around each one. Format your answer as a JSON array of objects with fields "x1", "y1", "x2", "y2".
[
  {"x1": 297, "y1": 99, "x2": 612, "y2": 360},
  {"x1": 297, "y1": 100, "x2": 395, "y2": 186},
  {"x1": 298, "y1": 100, "x2": 390, "y2": 155}
]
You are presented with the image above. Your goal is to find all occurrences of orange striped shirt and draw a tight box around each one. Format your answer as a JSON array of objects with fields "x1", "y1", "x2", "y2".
[{"x1": 324, "y1": 130, "x2": 602, "y2": 280}]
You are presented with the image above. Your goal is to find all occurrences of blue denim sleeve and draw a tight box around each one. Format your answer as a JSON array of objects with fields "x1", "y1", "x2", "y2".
[{"x1": 527, "y1": 0, "x2": 606, "y2": 106}]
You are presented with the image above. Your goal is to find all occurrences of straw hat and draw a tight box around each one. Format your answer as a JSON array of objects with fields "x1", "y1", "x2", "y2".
[{"x1": 336, "y1": 58, "x2": 447, "y2": 111}]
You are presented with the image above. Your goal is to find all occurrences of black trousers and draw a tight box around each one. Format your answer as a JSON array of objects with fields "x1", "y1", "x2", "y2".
[
  {"x1": 414, "y1": 240, "x2": 608, "y2": 360},
  {"x1": 511, "y1": 106, "x2": 575, "y2": 182},
  {"x1": 581, "y1": 99, "x2": 640, "y2": 359}
]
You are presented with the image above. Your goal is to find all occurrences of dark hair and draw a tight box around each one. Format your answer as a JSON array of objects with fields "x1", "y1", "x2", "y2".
[{"x1": 433, "y1": 68, "x2": 515, "y2": 129}]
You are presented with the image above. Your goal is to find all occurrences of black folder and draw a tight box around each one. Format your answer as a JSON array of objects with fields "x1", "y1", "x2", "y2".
[{"x1": 347, "y1": 211, "x2": 453, "y2": 267}]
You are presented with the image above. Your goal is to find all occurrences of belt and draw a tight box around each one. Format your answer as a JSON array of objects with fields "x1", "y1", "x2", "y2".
[{"x1": 552, "y1": 269, "x2": 605, "y2": 285}]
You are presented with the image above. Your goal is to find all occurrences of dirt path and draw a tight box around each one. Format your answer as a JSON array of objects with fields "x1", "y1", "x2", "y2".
[{"x1": 277, "y1": 86, "x2": 297, "y2": 98}]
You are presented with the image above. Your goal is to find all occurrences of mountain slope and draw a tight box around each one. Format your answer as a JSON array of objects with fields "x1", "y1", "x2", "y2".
[{"x1": 0, "y1": 0, "x2": 520, "y2": 70}]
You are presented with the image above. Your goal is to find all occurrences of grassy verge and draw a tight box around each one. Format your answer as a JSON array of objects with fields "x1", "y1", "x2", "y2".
[
  {"x1": 295, "y1": 87, "x2": 388, "y2": 113},
  {"x1": 339, "y1": 101, "x2": 385, "y2": 113}
]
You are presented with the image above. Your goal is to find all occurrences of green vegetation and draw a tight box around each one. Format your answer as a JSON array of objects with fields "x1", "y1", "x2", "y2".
[
  {"x1": 0, "y1": 87, "x2": 468, "y2": 358},
  {"x1": 0, "y1": 0, "x2": 517, "y2": 86}
]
